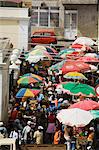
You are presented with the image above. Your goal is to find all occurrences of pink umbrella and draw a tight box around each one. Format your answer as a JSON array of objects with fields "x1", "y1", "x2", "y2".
[
  {"x1": 69, "y1": 99, "x2": 99, "y2": 111},
  {"x1": 77, "y1": 56, "x2": 99, "y2": 62},
  {"x1": 61, "y1": 61, "x2": 90, "y2": 74}
]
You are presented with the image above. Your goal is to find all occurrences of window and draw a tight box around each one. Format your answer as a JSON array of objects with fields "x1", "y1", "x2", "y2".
[
  {"x1": 31, "y1": 7, "x2": 59, "y2": 27},
  {"x1": 40, "y1": 11, "x2": 48, "y2": 26}
]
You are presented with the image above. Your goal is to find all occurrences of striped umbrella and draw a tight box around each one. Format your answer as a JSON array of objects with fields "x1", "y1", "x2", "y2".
[
  {"x1": 17, "y1": 76, "x2": 37, "y2": 85},
  {"x1": 22, "y1": 73, "x2": 43, "y2": 82},
  {"x1": 16, "y1": 88, "x2": 40, "y2": 98}
]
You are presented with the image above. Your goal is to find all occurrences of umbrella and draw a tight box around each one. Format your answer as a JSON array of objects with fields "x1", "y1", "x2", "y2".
[
  {"x1": 49, "y1": 60, "x2": 66, "y2": 71},
  {"x1": 66, "y1": 51, "x2": 84, "y2": 59},
  {"x1": 61, "y1": 61, "x2": 90, "y2": 74},
  {"x1": 62, "y1": 82, "x2": 96, "y2": 97},
  {"x1": 21, "y1": 73, "x2": 43, "y2": 82},
  {"x1": 64, "y1": 72, "x2": 87, "y2": 80},
  {"x1": 58, "y1": 48, "x2": 75, "y2": 58},
  {"x1": 57, "y1": 108, "x2": 93, "y2": 127},
  {"x1": 85, "y1": 65, "x2": 98, "y2": 72},
  {"x1": 16, "y1": 88, "x2": 40, "y2": 98},
  {"x1": 26, "y1": 49, "x2": 53, "y2": 63},
  {"x1": 77, "y1": 56, "x2": 99, "y2": 62},
  {"x1": 84, "y1": 53, "x2": 97, "y2": 58},
  {"x1": 72, "y1": 37, "x2": 96, "y2": 46},
  {"x1": 46, "y1": 46, "x2": 58, "y2": 54},
  {"x1": 17, "y1": 76, "x2": 38, "y2": 85},
  {"x1": 90, "y1": 110, "x2": 99, "y2": 119},
  {"x1": 69, "y1": 99, "x2": 99, "y2": 111},
  {"x1": 16, "y1": 88, "x2": 35, "y2": 98},
  {"x1": 71, "y1": 44, "x2": 92, "y2": 52}
]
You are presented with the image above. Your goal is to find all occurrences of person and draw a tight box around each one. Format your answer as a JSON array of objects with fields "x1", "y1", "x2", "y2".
[
  {"x1": 22, "y1": 121, "x2": 31, "y2": 144},
  {"x1": 0, "y1": 130, "x2": 4, "y2": 139},
  {"x1": 71, "y1": 126, "x2": 77, "y2": 150},
  {"x1": 33, "y1": 126, "x2": 43, "y2": 144},
  {"x1": 9, "y1": 128, "x2": 19, "y2": 148},
  {"x1": 87, "y1": 127, "x2": 95, "y2": 149},
  {"x1": 54, "y1": 126, "x2": 61, "y2": 144},
  {"x1": 64, "y1": 126, "x2": 71, "y2": 150},
  {"x1": 46, "y1": 112, "x2": 56, "y2": 143},
  {"x1": 0, "y1": 122, "x2": 7, "y2": 137}
]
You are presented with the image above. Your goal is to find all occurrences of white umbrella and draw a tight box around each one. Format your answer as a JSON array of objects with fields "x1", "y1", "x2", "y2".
[
  {"x1": 84, "y1": 53, "x2": 97, "y2": 58},
  {"x1": 85, "y1": 64, "x2": 98, "y2": 72},
  {"x1": 57, "y1": 108, "x2": 93, "y2": 127},
  {"x1": 73, "y1": 37, "x2": 96, "y2": 46},
  {"x1": 26, "y1": 55, "x2": 44, "y2": 63},
  {"x1": 34, "y1": 45, "x2": 46, "y2": 50}
]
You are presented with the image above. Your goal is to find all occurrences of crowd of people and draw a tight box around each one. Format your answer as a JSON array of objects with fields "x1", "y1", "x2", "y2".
[{"x1": 0, "y1": 44, "x2": 99, "y2": 150}]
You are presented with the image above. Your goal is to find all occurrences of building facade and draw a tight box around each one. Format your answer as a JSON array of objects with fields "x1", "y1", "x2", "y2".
[
  {"x1": 31, "y1": 0, "x2": 98, "y2": 40},
  {"x1": 0, "y1": 38, "x2": 11, "y2": 121},
  {"x1": 0, "y1": 7, "x2": 30, "y2": 50}
]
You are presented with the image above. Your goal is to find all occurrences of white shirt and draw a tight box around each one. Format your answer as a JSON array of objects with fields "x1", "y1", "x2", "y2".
[
  {"x1": 22, "y1": 125, "x2": 31, "y2": 140},
  {"x1": 9, "y1": 130, "x2": 18, "y2": 140}
]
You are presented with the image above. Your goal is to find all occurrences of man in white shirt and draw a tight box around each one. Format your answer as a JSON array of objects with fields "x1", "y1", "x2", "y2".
[
  {"x1": 9, "y1": 128, "x2": 18, "y2": 140},
  {"x1": 22, "y1": 121, "x2": 31, "y2": 144}
]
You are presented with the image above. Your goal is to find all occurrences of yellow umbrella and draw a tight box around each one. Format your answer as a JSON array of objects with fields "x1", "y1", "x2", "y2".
[{"x1": 64, "y1": 72, "x2": 87, "y2": 80}]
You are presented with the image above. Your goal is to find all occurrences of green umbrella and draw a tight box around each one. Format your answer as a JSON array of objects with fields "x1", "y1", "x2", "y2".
[
  {"x1": 58, "y1": 48, "x2": 75, "y2": 57},
  {"x1": 90, "y1": 110, "x2": 99, "y2": 119},
  {"x1": 62, "y1": 82, "x2": 96, "y2": 97}
]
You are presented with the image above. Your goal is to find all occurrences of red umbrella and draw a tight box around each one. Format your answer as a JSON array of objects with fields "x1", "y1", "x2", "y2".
[
  {"x1": 71, "y1": 44, "x2": 92, "y2": 51},
  {"x1": 67, "y1": 51, "x2": 84, "y2": 59},
  {"x1": 69, "y1": 99, "x2": 99, "y2": 111},
  {"x1": 77, "y1": 56, "x2": 99, "y2": 62},
  {"x1": 61, "y1": 61, "x2": 90, "y2": 74}
]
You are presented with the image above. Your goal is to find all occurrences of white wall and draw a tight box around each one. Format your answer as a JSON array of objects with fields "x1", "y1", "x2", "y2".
[
  {"x1": 18, "y1": 20, "x2": 29, "y2": 50},
  {"x1": 0, "y1": 7, "x2": 30, "y2": 50},
  {"x1": 0, "y1": 7, "x2": 28, "y2": 18}
]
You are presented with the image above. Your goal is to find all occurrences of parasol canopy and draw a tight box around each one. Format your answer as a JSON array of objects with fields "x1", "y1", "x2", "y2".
[
  {"x1": 77, "y1": 56, "x2": 99, "y2": 62},
  {"x1": 90, "y1": 110, "x2": 99, "y2": 119},
  {"x1": 21, "y1": 73, "x2": 43, "y2": 82},
  {"x1": 57, "y1": 108, "x2": 93, "y2": 127},
  {"x1": 69, "y1": 99, "x2": 99, "y2": 111},
  {"x1": 62, "y1": 82, "x2": 96, "y2": 97},
  {"x1": 61, "y1": 61, "x2": 90, "y2": 74},
  {"x1": 17, "y1": 76, "x2": 38, "y2": 85},
  {"x1": 16, "y1": 88, "x2": 40, "y2": 98},
  {"x1": 64, "y1": 72, "x2": 87, "y2": 80},
  {"x1": 72, "y1": 37, "x2": 96, "y2": 46}
]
